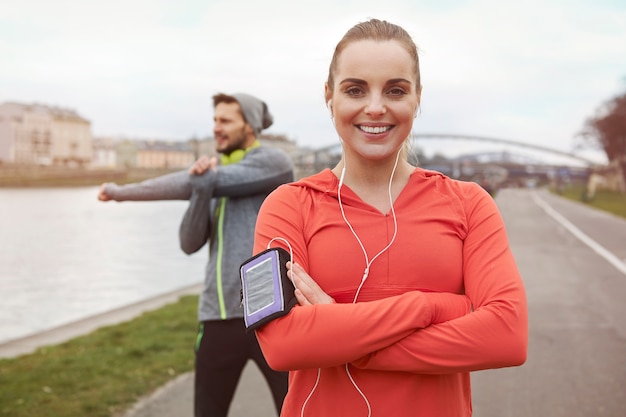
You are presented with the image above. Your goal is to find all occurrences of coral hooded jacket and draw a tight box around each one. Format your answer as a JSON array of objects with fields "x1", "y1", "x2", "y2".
[{"x1": 253, "y1": 168, "x2": 528, "y2": 417}]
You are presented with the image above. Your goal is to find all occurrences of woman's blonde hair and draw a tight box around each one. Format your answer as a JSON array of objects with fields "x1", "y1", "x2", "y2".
[{"x1": 326, "y1": 19, "x2": 421, "y2": 100}]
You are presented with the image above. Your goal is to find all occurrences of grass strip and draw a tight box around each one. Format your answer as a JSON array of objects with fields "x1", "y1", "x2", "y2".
[
  {"x1": 0, "y1": 295, "x2": 198, "y2": 417},
  {"x1": 552, "y1": 184, "x2": 626, "y2": 219}
]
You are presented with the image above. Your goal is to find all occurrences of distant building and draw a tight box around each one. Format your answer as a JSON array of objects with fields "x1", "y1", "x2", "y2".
[
  {"x1": 259, "y1": 133, "x2": 299, "y2": 157},
  {"x1": 114, "y1": 139, "x2": 139, "y2": 169},
  {"x1": 136, "y1": 140, "x2": 195, "y2": 169},
  {"x1": 92, "y1": 137, "x2": 197, "y2": 169},
  {"x1": 0, "y1": 102, "x2": 92, "y2": 166},
  {"x1": 91, "y1": 137, "x2": 117, "y2": 168}
]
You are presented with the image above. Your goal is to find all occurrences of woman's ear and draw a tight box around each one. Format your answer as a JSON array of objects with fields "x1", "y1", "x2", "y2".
[
  {"x1": 414, "y1": 85, "x2": 422, "y2": 118},
  {"x1": 324, "y1": 83, "x2": 333, "y2": 115}
]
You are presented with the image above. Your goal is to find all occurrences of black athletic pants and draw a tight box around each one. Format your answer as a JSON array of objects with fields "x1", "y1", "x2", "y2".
[{"x1": 194, "y1": 319, "x2": 288, "y2": 417}]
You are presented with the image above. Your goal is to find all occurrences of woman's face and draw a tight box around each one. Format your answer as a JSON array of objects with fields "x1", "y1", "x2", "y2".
[{"x1": 328, "y1": 40, "x2": 420, "y2": 163}]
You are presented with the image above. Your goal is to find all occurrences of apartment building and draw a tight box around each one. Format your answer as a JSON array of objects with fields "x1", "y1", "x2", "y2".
[
  {"x1": 0, "y1": 102, "x2": 92, "y2": 166},
  {"x1": 136, "y1": 140, "x2": 196, "y2": 169},
  {"x1": 91, "y1": 137, "x2": 117, "y2": 168},
  {"x1": 91, "y1": 137, "x2": 197, "y2": 169},
  {"x1": 91, "y1": 134, "x2": 298, "y2": 170}
]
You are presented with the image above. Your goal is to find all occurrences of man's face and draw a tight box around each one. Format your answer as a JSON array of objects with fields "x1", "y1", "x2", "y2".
[{"x1": 213, "y1": 102, "x2": 250, "y2": 155}]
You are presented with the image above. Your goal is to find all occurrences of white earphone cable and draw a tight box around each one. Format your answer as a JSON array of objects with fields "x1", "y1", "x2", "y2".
[
  {"x1": 299, "y1": 138, "x2": 404, "y2": 417},
  {"x1": 335, "y1": 145, "x2": 402, "y2": 417},
  {"x1": 267, "y1": 237, "x2": 296, "y2": 290},
  {"x1": 338, "y1": 147, "x2": 402, "y2": 303}
]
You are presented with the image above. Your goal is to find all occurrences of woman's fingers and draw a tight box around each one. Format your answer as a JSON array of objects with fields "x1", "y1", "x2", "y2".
[{"x1": 288, "y1": 262, "x2": 335, "y2": 305}]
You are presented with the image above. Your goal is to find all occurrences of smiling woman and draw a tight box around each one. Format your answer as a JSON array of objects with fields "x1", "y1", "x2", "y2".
[
  {"x1": 251, "y1": 18, "x2": 528, "y2": 417},
  {"x1": 325, "y1": 37, "x2": 420, "y2": 202}
]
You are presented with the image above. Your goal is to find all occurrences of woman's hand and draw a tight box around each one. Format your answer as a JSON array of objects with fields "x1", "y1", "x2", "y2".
[{"x1": 288, "y1": 262, "x2": 335, "y2": 305}]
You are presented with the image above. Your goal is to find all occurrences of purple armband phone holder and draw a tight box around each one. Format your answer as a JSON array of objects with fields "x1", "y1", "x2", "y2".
[{"x1": 239, "y1": 247, "x2": 296, "y2": 332}]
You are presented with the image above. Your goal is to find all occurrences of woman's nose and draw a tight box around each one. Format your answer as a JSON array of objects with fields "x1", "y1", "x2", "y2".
[{"x1": 364, "y1": 96, "x2": 386, "y2": 117}]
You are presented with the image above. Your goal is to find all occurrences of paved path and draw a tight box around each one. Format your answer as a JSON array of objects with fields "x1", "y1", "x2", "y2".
[
  {"x1": 3, "y1": 187, "x2": 625, "y2": 417},
  {"x1": 471, "y1": 188, "x2": 626, "y2": 417},
  {"x1": 120, "y1": 363, "x2": 275, "y2": 417}
]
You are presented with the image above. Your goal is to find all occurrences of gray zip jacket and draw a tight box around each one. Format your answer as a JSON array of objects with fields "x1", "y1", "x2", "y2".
[{"x1": 103, "y1": 146, "x2": 294, "y2": 321}]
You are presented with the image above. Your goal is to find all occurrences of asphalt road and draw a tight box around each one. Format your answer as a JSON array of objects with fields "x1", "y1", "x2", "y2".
[
  {"x1": 471, "y1": 188, "x2": 626, "y2": 417},
  {"x1": 4, "y1": 187, "x2": 625, "y2": 417}
]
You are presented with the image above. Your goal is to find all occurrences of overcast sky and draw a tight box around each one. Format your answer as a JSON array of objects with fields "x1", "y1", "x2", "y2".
[{"x1": 2, "y1": 0, "x2": 624, "y2": 164}]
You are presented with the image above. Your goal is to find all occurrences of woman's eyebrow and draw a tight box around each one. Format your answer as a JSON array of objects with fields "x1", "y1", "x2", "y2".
[
  {"x1": 339, "y1": 78, "x2": 413, "y2": 86},
  {"x1": 386, "y1": 78, "x2": 412, "y2": 85},
  {"x1": 339, "y1": 78, "x2": 367, "y2": 86}
]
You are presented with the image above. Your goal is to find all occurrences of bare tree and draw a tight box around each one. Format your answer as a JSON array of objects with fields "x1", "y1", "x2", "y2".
[{"x1": 578, "y1": 89, "x2": 626, "y2": 191}]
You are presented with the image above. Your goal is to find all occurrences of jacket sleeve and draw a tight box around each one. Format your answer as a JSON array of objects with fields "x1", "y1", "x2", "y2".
[
  {"x1": 253, "y1": 186, "x2": 472, "y2": 371},
  {"x1": 179, "y1": 147, "x2": 293, "y2": 255},
  {"x1": 103, "y1": 170, "x2": 192, "y2": 201},
  {"x1": 102, "y1": 148, "x2": 293, "y2": 201},
  {"x1": 178, "y1": 170, "x2": 217, "y2": 255},
  {"x1": 211, "y1": 147, "x2": 294, "y2": 197},
  {"x1": 351, "y1": 185, "x2": 528, "y2": 374}
]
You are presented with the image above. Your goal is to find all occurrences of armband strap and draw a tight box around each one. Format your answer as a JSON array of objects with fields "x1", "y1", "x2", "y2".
[{"x1": 239, "y1": 247, "x2": 296, "y2": 332}]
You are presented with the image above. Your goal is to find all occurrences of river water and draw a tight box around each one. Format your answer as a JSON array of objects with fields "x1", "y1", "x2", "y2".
[{"x1": 0, "y1": 187, "x2": 206, "y2": 344}]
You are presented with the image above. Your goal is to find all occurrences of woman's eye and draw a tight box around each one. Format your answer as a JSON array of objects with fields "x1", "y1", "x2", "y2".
[
  {"x1": 345, "y1": 87, "x2": 365, "y2": 97},
  {"x1": 387, "y1": 87, "x2": 407, "y2": 97}
]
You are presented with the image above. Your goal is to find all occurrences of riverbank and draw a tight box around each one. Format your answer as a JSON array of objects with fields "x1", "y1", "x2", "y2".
[
  {"x1": 0, "y1": 283, "x2": 203, "y2": 359},
  {"x1": 0, "y1": 284, "x2": 203, "y2": 417},
  {"x1": 0, "y1": 166, "x2": 179, "y2": 187}
]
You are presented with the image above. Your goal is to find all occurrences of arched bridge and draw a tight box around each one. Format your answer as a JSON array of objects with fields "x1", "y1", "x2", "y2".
[
  {"x1": 410, "y1": 133, "x2": 596, "y2": 166},
  {"x1": 292, "y1": 132, "x2": 598, "y2": 179}
]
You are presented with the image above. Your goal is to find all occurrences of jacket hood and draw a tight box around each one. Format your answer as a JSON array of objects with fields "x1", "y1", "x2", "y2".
[
  {"x1": 290, "y1": 169, "x2": 339, "y2": 194},
  {"x1": 289, "y1": 167, "x2": 447, "y2": 200}
]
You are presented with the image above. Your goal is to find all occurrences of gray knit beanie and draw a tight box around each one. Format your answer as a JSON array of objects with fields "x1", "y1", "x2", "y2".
[{"x1": 232, "y1": 93, "x2": 273, "y2": 135}]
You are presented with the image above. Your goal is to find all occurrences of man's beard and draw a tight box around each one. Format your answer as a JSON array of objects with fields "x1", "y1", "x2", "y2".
[{"x1": 218, "y1": 128, "x2": 248, "y2": 155}]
